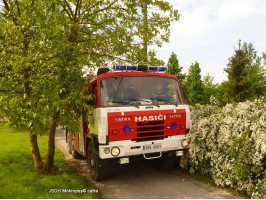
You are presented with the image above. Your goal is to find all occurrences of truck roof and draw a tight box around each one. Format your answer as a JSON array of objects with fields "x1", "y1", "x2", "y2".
[{"x1": 96, "y1": 71, "x2": 178, "y2": 81}]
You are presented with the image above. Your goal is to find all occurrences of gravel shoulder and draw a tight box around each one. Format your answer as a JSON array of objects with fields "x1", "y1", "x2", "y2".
[{"x1": 55, "y1": 128, "x2": 241, "y2": 199}]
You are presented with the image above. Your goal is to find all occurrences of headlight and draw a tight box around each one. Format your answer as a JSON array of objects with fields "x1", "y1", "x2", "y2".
[
  {"x1": 104, "y1": 147, "x2": 110, "y2": 154},
  {"x1": 111, "y1": 147, "x2": 120, "y2": 156},
  {"x1": 181, "y1": 139, "x2": 189, "y2": 148}
]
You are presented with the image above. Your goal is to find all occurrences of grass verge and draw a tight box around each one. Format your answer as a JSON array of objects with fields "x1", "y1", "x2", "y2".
[{"x1": 0, "y1": 124, "x2": 98, "y2": 199}]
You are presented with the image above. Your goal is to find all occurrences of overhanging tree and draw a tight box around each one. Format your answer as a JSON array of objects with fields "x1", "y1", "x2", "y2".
[{"x1": 0, "y1": 0, "x2": 179, "y2": 174}]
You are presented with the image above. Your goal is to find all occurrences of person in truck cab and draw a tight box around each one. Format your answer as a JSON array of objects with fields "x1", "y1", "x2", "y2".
[
  {"x1": 152, "y1": 82, "x2": 167, "y2": 101},
  {"x1": 105, "y1": 85, "x2": 116, "y2": 105},
  {"x1": 152, "y1": 81, "x2": 175, "y2": 104}
]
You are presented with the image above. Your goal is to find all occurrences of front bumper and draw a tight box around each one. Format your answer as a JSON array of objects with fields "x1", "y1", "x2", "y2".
[{"x1": 99, "y1": 134, "x2": 188, "y2": 159}]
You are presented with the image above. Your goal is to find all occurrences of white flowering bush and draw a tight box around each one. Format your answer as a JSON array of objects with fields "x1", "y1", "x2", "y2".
[{"x1": 181, "y1": 97, "x2": 266, "y2": 198}]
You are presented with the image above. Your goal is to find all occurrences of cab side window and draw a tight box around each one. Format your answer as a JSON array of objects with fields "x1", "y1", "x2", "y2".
[
  {"x1": 88, "y1": 83, "x2": 97, "y2": 106},
  {"x1": 92, "y1": 84, "x2": 97, "y2": 106}
]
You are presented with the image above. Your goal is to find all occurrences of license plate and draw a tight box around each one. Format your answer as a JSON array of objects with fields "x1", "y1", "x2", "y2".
[{"x1": 143, "y1": 144, "x2": 162, "y2": 151}]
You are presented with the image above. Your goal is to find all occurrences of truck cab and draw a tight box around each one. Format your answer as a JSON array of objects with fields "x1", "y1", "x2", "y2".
[{"x1": 67, "y1": 66, "x2": 192, "y2": 180}]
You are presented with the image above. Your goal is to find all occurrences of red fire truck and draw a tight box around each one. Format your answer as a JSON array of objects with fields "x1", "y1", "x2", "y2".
[{"x1": 66, "y1": 65, "x2": 192, "y2": 180}]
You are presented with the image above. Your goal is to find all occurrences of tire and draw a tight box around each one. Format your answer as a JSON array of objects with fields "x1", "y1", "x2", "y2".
[
  {"x1": 155, "y1": 153, "x2": 179, "y2": 171},
  {"x1": 72, "y1": 149, "x2": 81, "y2": 159},
  {"x1": 87, "y1": 141, "x2": 112, "y2": 181}
]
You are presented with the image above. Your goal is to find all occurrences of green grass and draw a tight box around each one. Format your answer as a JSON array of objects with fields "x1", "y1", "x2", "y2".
[{"x1": 0, "y1": 124, "x2": 98, "y2": 199}]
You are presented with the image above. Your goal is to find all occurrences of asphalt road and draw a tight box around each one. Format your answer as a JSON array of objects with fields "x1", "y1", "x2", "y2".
[{"x1": 55, "y1": 128, "x2": 240, "y2": 199}]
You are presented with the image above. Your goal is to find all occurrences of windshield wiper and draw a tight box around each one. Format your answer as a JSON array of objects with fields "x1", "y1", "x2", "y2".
[
  {"x1": 108, "y1": 100, "x2": 142, "y2": 108},
  {"x1": 108, "y1": 101, "x2": 129, "y2": 105},
  {"x1": 128, "y1": 98, "x2": 160, "y2": 108},
  {"x1": 129, "y1": 98, "x2": 151, "y2": 103},
  {"x1": 150, "y1": 98, "x2": 178, "y2": 107}
]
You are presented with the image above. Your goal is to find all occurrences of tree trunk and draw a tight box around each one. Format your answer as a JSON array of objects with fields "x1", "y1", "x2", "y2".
[
  {"x1": 143, "y1": 2, "x2": 148, "y2": 63},
  {"x1": 29, "y1": 129, "x2": 44, "y2": 174},
  {"x1": 43, "y1": 111, "x2": 60, "y2": 175}
]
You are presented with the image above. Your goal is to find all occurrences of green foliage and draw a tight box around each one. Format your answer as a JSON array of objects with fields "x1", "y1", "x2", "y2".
[
  {"x1": 224, "y1": 41, "x2": 265, "y2": 103},
  {"x1": 148, "y1": 49, "x2": 165, "y2": 66},
  {"x1": 183, "y1": 62, "x2": 204, "y2": 105},
  {"x1": 201, "y1": 73, "x2": 219, "y2": 104},
  {"x1": 0, "y1": 125, "x2": 98, "y2": 199},
  {"x1": 214, "y1": 81, "x2": 227, "y2": 105},
  {"x1": 130, "y1": 0, "x2": 179, "y2": 64},
  {"x1": 242, "y1": 42, "x2": 266, "y2": 99},
  {"x1": 165, "y1": 52, "x2": 186, "y2": 87}
]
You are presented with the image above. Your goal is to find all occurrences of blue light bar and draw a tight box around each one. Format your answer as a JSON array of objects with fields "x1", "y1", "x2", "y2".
[
  {"x1": 113, "y1": 65, "x2": 166, "y2": 72},
  {"x1": 148, "y1": 66, "x2": 158, "y2": 71},
  {"x1": 113, "y1": 66, "x2": 126, "y2": 70},
  {"x1": 127, "y1": 66, "x2": 137, "y2": 70},
  {"x1": 158, "y1": 67, "x2": 166, "y2": 71}
]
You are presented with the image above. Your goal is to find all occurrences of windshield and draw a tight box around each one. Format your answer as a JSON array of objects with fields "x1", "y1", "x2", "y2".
[{"x1": 100, "y1": 76, "x2": 181, "y2": 107}]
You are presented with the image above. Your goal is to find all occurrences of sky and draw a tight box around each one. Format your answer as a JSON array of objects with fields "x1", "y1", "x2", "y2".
[{"x1": 152, "y1": 0, "x2": 266, "y2": 84}]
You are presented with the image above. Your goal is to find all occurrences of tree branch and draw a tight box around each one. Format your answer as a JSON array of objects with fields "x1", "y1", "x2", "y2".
[
  {"x1": 2, "y1": 0, "x2": 10, "y2": 12},
  {"x1": 63, "y1": 0, "x2": 74, "y2": 20},
  {"x1": 87, "y1": 0, "x2": 118, "y2": 17},
  {"x1": 74, "y1": 0, "x2": 80, "y2": 21},
  {"x1": 15, "y1": 0, "x2": 20, "y2": 17},
  {"x1": 62, "y1": 4, "x2": 73, "y2": 20}
]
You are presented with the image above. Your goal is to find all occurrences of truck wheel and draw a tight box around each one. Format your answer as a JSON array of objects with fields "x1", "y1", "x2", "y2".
[
  {"x1": 72, "y1": 148, "x2": 81, "y2": 159},
  {"x1": 87, "y1": 141, "x2": 111, "y2": 181},
  {"x1": 155, "y1": 154, "x2": 179, "y2": 171}
]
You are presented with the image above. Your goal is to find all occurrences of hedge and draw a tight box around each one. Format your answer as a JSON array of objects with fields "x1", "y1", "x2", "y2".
[{"x1": 181, "y1": 97, "x2": 265, "y2": 198}]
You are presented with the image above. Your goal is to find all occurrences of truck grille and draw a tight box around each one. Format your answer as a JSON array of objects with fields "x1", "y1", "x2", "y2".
[
  {"x1": 136, "y1": 121, "x2": 164, "y2": 138},
  {"x1": 137, "y1": 131, "x2": 164, "y2": 137}
]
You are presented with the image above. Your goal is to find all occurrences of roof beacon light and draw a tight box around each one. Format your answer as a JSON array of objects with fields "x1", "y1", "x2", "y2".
[
  {"x1": 114, "y1": 66, "x2": 126, "y2": 70},
  {"x1": 158, "y1": 67, "x2": 166, "y2": 71},
  {"x1": 148, "y1": 66, "x2": 158, "y2": 71},
  {"x1": 127, "y1": 66, "x2": 137, "y2": 70},
  {"x1": 113, "y1": 65, "x2": 166, "y2": 72}
]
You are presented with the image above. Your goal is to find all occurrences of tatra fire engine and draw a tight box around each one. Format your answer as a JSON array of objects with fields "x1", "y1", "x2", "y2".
[{"x1": 66, "y1": 65, "x2": 192, "y2": 181}]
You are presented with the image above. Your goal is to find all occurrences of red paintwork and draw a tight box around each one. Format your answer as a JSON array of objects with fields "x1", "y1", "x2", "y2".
[{"x1": 107, "y1": 109, "x2": 186, "y2": 141}]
